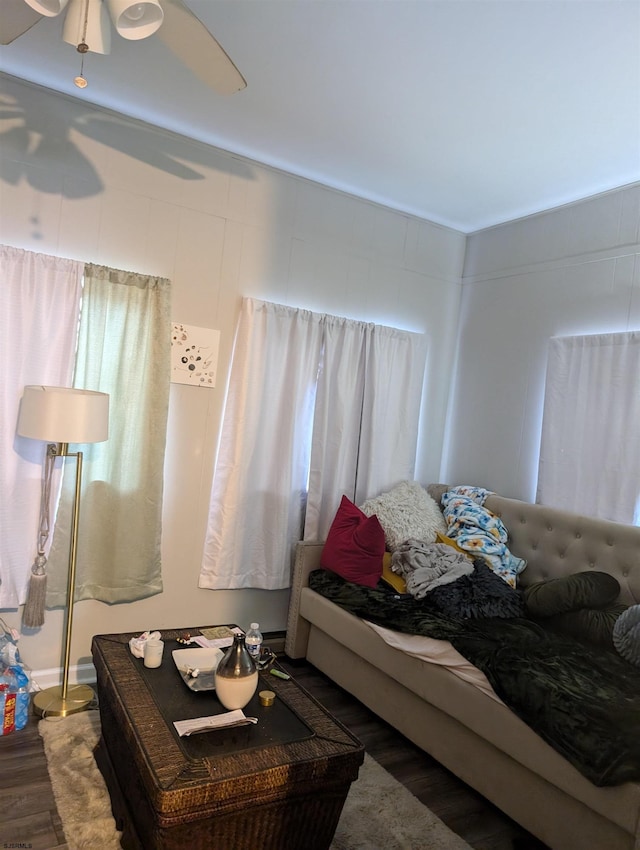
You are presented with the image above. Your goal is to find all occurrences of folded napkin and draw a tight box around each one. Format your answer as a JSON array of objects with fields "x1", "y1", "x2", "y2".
[{"x1": 173, "y1": 710, "x2": 258, "y2": 736}]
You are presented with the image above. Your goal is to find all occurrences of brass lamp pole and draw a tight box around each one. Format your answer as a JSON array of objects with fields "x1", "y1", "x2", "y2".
[
  {"x1": 17, "y1": 386, "x2": 109, "y2": 718},
  {"x1": 32, "y1": 442, "x2": 95, "y2": 716}
]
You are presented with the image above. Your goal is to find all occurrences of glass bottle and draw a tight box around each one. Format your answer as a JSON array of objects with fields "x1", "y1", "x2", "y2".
[{"x1": 214, "y1": 633, "x2": 258, "y2": 710}]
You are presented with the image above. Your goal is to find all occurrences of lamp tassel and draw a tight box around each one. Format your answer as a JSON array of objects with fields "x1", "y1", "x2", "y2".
[
  {"x1": 22, "y1": 554, "x2": 47, "y2": 629},
  {"x1": 22, "y1": 445, "x2": 55, "y2": 630}
]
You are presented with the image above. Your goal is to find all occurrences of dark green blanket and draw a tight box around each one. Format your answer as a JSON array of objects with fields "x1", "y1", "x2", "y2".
[{"x1": 309, "y1": 569, "x2": 640, "y2": 786}]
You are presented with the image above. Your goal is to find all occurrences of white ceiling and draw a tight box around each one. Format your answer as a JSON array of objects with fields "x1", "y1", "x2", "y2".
[{"x1": 1, "y1": 0, "x2": 639, "y2": 233}]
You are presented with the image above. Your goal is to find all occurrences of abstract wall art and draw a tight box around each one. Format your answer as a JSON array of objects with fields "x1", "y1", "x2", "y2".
[{"x1": 171, "y1": 323, "x2": 220, "y2": 387}]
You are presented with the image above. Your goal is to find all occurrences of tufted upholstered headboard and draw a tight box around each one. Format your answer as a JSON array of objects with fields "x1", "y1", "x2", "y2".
[{"x1": 427, "y1": 485, "x2": 640, "y2": 607}]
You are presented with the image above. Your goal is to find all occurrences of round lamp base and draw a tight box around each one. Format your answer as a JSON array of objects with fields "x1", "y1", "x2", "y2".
[{"x1": 32, "y1": 683, "x2": 95, "y2": 718}]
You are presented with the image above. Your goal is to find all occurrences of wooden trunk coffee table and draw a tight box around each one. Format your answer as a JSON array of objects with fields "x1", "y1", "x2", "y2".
[{"x1": 92, "y1": 627, "x2": 364, "y2": 850}]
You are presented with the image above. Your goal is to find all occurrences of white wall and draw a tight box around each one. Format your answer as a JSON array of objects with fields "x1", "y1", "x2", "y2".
[
  {"x1": 0, "y1": 75, "x2": 465, "y2": 681},
  {"x1": 443, "y1": 183, "x2": 640, "y2": 501}
]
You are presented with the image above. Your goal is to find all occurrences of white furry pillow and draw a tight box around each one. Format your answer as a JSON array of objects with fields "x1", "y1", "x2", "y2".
[{"x1": 359, "y1": 480, "x2": 447, "y2": 552}]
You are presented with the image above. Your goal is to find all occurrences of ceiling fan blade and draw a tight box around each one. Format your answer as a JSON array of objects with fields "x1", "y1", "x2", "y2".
[
  {"x1": 158, "y1": 0, "x2": 246, "y2": 95},
  {"x1": 0, "y1": 0, "x2": 42, "y2": 45}
]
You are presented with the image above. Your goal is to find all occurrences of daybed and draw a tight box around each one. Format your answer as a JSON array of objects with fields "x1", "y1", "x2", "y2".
[{"x1": 285, "y1": 486, "x2": 640, "y2": 850}]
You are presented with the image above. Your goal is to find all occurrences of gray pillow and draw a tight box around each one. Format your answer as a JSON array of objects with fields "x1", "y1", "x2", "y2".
[
  {"x1": 614, "y1": 604, "x2": 640, "y2": 667},
  {"x1": 523, "y1": 571, "x2": 620, "y2": 618},
  {"x1": 545, "y1": 604, "x2": 627, "y2": 649}
]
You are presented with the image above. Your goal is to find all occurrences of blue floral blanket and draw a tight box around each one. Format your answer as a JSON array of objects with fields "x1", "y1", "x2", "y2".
[{"x1": 442, "y1": 486, "x2": 527, "y2": 587}]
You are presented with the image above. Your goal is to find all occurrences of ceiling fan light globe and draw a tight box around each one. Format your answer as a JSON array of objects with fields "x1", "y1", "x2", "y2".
[
  {"x1": 107, "y1": 0, "x2": 163, "y2": 40},
  {"x1": 23, "y1": 0, "x2": 69, "y2": 16},
  {"x1": 62, "y1": 0, "x2": 111, "y2": 54}
]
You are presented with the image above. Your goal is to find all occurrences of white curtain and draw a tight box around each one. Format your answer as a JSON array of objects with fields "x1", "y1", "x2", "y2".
[
  {"x1": 0, "y1": 246, "x2": 83, "y2": 607},
  {"x1": 304, "y1": 315, "x2": 368, "y2": 541},
  {"x1": 355, "y1": 323, "x2": 428, "y2": 505},
  {"x1": 305, "y1": 319, "x2": 427, "y2": 537},
  {"x1": 47, "y1": 264, "x2": 172, "y2": 604},
  {"x1": 537, "y1": 331, "x2": 640, "y2": 523},
  {"x1": 200, "y1": 300, "x2": 325, "y2": 590},
  {"x1": 200, "y1": 298, "x2": 426, "y2": 590}
]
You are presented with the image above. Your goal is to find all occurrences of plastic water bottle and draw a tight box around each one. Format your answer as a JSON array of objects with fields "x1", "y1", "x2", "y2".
[
  {"x1": 13, "y1": 667, "x2": 30, "y2": 732},
  {"x1": 0, "y1": 666, "x2": 30, "y2": 734},
  {"x1": 245, "y1": 623, "x2": 262, "y2": 662}
]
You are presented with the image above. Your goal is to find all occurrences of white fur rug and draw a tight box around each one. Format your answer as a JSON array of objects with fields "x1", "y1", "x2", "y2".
[
  {"x1": 39, "y1": 711, "x2": 122, "y2": 850},
  {"x1": 40, "y1": 711, "x2": 472, "y2": 850}
]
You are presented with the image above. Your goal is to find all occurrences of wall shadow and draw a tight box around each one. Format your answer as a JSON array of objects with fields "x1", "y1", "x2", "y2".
[{"x1": 0, "y1": 72, "x2": 255, "y2": 199}]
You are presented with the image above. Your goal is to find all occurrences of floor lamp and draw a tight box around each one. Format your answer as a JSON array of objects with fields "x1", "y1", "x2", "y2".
[{"x1": 17, "y1": 385, "x2": 109, "y2": 717}]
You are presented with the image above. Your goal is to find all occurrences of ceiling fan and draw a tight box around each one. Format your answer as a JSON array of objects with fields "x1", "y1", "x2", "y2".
[{"x1": 0, "y1": 0, "x2": 247, "y2": 94}]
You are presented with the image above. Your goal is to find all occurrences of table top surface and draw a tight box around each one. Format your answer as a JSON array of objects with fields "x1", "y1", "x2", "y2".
[{"x1": 92, "y1": 626, "x2": 364, "y2": 798}]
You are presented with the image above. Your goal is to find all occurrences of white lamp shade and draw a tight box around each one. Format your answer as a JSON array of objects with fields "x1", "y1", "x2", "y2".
[
  {"x1": 62, "y1": 0, "x2": 111, "y2": 54},
  {"x1": 23, "y1": 0, "x2": 69, "y2": 16},
  {"x1": 107, "y1": 0, "x2": 163, "y2": 40},
  {"x1": 17, "y1": 386, "x2": 109, "y2": 444}
]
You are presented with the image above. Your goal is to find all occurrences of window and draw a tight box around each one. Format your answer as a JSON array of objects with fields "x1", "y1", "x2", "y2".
[
  {"x1": 1, "y1": 246, "x2": 82, "y2": 608},
  {"x1": 537, "y1": 331, "x2": 640, "y2": 524},
  {"x1": 1, "y1": 246, "x2": 171, "y2": 611},
  {"x1": 46, "y1": 263, "x2": 172, "y2": 604},
  {"x1": 199, "y1": 298, "x2": 427, "y2": 590}
]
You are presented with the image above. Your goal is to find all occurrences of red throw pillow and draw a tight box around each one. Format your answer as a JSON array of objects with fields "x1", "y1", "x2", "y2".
[{"x1": 320, "y1": 495, "x2": 385, "y2": 587}]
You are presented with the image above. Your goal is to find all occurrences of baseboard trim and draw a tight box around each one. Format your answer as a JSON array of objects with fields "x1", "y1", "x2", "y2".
[
  {"x1": 263, "y1": 630, "x2": 286, "y2": 655},
  {"x1": 30, "y1": 662, "x2": 96, "y2": 692}
]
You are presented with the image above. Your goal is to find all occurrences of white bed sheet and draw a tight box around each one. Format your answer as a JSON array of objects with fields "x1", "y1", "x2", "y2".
[{"x1": 364, "y1": 620, "x2": 505, "y2": 705}]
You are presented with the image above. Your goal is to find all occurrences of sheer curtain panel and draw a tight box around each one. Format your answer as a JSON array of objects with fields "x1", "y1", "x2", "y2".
[
  {"x1": 303, "y1": 315, "x2": 367, "y2": 541},
  {"x1": 537, "y1": 331, "x2": 640, "y2": 524},
  {"x1": 0, "y1": 246, "x2": 83, "y2": 607},
  {"x1": 47, "y1": 264, "x2": 172, "y2": 604},
  {"x1": 200, "y1": 300, "x2": 325, "y2": 590},
  {"x1": 201, "y1": 298, "x2": 427, "y2": 590},
  {"x1": 354, "y1": 323, "x2": 427, "y2": 506},
  {"x1": 305, "y1": 320, "x2": 427, "y2": 538}
]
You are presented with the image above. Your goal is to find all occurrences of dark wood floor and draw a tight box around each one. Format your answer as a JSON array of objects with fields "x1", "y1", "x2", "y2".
[
  {"x1": 0, "y1": 708, "x2": 67, "y2": 850},
  {"x1": 0, "y1": 656, "x2": 548, "y2": 850},
  {"x1": 278, "y1": 657, "x2": 548, "y2": 850}
]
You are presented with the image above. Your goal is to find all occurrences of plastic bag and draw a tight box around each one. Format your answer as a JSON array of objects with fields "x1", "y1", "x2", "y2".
[
  {"x1": 0, "y1": 617, "x2": 21, "y2": 668},
  {"x1": 0, "y1": 618, "x2": 31, "y2": 734}
]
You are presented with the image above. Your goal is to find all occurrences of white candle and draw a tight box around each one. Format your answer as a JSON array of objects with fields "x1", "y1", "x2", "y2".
[{"x1": 143, "y1": 639, "x2": 164, "y2": 668}]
